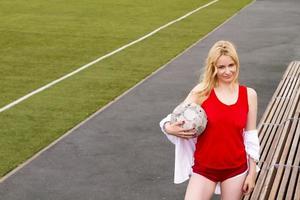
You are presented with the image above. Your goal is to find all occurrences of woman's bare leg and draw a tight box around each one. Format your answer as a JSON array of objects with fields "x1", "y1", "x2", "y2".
[
  {"x1": 184, "y1": 173, "x2": 217, "y2": 200},
  {"x1": 220, "y1": 173, "x2": 247, "y2": 200}
]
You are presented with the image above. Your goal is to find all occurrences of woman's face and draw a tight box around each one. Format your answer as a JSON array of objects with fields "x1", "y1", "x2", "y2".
[{"x1": 215, "y1": 55, "x2": 237, "y2": 84}]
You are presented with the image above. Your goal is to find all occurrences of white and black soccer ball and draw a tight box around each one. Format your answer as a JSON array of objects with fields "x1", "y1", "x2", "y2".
[{"x1": 170, "y1": 102, "x2": 207, "y2": 136}]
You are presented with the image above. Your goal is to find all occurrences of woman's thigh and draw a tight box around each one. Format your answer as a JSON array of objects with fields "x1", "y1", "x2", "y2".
[
  {"x1": 184, "y1": 173, "x2": 217, "y2": 200},
  {"x1": 220, "y1": 172, "x2": 247, "y2": 200}
]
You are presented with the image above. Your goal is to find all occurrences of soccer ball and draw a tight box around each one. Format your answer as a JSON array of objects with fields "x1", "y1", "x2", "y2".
[{"x1": 170, "y1": 102, "x2": 207, "y2": 136}]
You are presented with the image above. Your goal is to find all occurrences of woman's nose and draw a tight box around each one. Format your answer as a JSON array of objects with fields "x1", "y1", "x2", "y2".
[{"x1": 225, "y1": 66, "x2": 231, "y2": 74}]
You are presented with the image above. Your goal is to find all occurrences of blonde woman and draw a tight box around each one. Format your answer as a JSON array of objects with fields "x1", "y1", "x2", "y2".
[{"x1": 160, "y1": 41, "x2": 260, "y2": 200}]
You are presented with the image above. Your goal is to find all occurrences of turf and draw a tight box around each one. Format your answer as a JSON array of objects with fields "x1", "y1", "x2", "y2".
[
  {"x1": 0, "y1": 0, "x2": 252, "y2": 177},
  {"x1": 0, "y1": 0, "x2": 214, "y2": 107}
]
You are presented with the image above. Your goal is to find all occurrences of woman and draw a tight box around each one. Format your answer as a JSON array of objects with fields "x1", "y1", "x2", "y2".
[{"x1": 160, "y1": 40, "x2": 260, "y2": 200}]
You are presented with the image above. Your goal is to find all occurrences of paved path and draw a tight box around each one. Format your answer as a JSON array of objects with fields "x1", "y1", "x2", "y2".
[{"x1": 0, "y1": 0, "x2": 300, "y2": 199}]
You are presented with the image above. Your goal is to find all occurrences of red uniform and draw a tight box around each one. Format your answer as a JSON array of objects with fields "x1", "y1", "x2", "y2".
[{"x1": 192, "y1": 85, "x2": 248, "y2": 182}]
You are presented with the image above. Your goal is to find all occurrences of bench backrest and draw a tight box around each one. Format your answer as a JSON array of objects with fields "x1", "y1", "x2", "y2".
[{"x1": 244, "y1": 61, "x2": 300, "y2": 200}]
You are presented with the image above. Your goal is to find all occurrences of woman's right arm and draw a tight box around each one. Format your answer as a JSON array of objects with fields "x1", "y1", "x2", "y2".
[
  {"x1": 164, "y1": 121, "x2": 197, "y2": 139},
  {"x1": 160, "y1": 84, "x2": 202, "y2": 139}
]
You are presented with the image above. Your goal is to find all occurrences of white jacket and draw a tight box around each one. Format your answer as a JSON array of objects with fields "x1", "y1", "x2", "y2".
[{"x1": 159, "y1": 114, "x2": 260, "y2": 194}]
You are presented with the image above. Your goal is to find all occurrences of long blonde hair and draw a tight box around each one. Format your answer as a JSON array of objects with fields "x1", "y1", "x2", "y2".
[{"x1": 195, "y1": 40, "x2": 240, "y2": 104}]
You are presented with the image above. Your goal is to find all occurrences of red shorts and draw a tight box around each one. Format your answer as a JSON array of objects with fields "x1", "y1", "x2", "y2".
[{"x1": 192, "y1": 163, "x2": 248, "y2": 182}]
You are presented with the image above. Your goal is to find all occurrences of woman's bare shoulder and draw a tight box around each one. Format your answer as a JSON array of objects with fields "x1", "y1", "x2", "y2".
[
  {"x1": 190, "y1": 83, "x2": 203, "y2": 94},
  {"x1": 183, "y1": 84, "x2": 202, "y2": 103},
  {"x1": 184, "y1": 83, "x2": 209, "y2": 105},
  {"x1": 246, "y1": 87, "x2": 257, "y2": 99}
]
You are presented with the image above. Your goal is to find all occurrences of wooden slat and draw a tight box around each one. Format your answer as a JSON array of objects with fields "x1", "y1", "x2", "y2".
[
  {"x1": 279, "y1": 121, "x2": 300, "y2": 200},
  {"x1": 293, "y1": 168, "x2": 300, "y2": 199},
  {"x1": 270, "y1": 114, "x2": 300, "y2": 199}
]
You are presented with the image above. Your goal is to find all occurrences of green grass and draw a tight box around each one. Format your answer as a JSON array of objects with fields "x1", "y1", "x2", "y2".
[
  {"x1": 0, "y1": 0, "x2": 252, "y2": 177},
  {"x1": 0, "y1": 0, "x2": 213, "y2": 106}
]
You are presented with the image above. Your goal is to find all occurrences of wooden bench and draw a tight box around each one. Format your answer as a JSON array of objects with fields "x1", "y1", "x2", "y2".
[{"x1": 243, "y1": 61, "x2": 300, "y2": 200}]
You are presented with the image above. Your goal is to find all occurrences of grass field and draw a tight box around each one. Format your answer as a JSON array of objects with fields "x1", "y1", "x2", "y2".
[{"x1": 0, "y1": 0, "x2": 252, "y2": 177}]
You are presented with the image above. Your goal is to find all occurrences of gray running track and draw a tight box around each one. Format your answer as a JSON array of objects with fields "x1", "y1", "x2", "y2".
[{"x1": 1, "y1": 0, "x2": 300, "y2": 199}]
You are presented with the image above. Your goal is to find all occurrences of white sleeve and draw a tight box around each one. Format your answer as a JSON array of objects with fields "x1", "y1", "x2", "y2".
[
  {"x1": 159, "y1": 114, "x2": 179, "y2": 145},
  {"x1": 244, "y1": 129, "x2": 260, "y2": 162}
]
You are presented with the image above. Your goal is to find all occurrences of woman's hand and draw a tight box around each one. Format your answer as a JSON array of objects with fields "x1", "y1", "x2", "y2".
[
  {"x1": 164, "y1": 121, "x2": 198, "y2": 139},
  {"x1": 242, "y1": 173, "x2": 256, "y2": 195}
]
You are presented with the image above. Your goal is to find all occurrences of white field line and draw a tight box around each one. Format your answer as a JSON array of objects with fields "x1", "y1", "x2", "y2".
[
  {"x1": 0, "y1": 0, "x2": 256, "y2": 183},
  {"x1": 0, "y1": 0, "x2": 219, "y2": 113}
]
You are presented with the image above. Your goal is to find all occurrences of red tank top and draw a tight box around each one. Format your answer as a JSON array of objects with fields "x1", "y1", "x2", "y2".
[{"x1": 193, "y1": 85, "x2": 248, "y2": 170}]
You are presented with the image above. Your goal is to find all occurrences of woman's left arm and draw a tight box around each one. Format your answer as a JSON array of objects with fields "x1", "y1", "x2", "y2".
[{"x1": 243, "y1": 87, "x2": 258, "y2": 195}]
